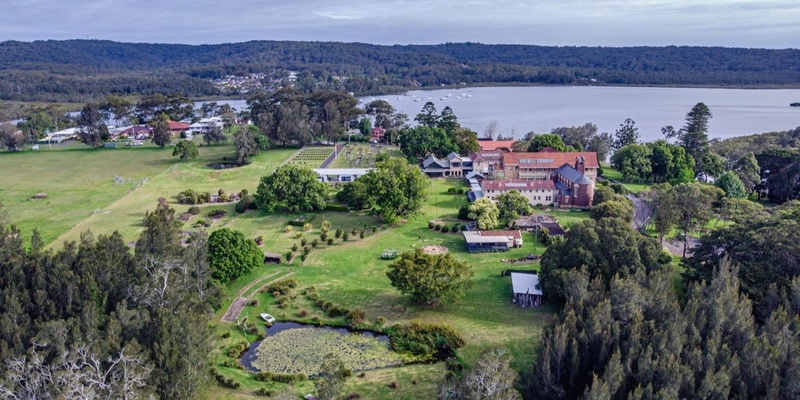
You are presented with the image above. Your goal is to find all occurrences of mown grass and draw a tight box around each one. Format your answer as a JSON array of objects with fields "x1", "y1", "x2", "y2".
[
  {"x1": 204, "y1": 178, "x2": 562, "y2": 399},
  {"x1": 601, "y1": 166, "x2": 653, "y2": 193}
]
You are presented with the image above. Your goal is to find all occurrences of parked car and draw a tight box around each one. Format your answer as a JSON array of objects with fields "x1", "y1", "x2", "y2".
[{"x1": 260, "y1": 313, "x2": 275, "y2": 323}]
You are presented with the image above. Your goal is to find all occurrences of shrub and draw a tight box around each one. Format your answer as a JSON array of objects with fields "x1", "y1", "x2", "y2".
[
  {"x1": 342, "y1": 232, "x2": 350, "y2": 241},
  {"x1": 300, "y1": 254, "x2": 307, "y2": 262},
  {"x1": 451, "y1": 225, "x2": 460, "y2": 232},
  {"x1": 270, "y1": 373, "x2": 307, "y2": 384},
  {"x1": 291, "y1": 244, "x2": 298, "y2": 252},
  {"x1": 324, "y1": 203, "x2": 350, "y2": 212},
  {"x1": 311, "y1": 239, "x2": 319, "y2": 248},
  {"x1": 359, "y1": 230, "x2": 365, "y2": 239},
  {"x1": 434, "y1": 224, "x2": 442, "y2": 231},
  {"x1": 285, "y1": 225, "x2": 294, "y2": 233},
  {"x1": 372, "y1": 226, "x2": 377, "y2": 233},
  {"x1": 301, "y1": 238, "x2": 308, "y2": 247},
  {"x1": 441, "y1": 226, "x2": 450, "y2": 233},
  {"x1": 208, "y1": 209, "x2": 226, "y2": 219},
  {"x1": 447, "y1": 187, "x2": 457, "y2": 194},
  {"x1": 221, "y1": 331, "x2": 231, "y2": 339},
  {"x1": 320, "y1": 232, "x2": 328, "y2": 241},
  {"x1": 254, "y1": 372, "x2": 272, "y2": 382},
  {"x1": 303, "y1": 246, "x2": 311, "y2": 254},
  {"x1": 255, "y1": 236, "x2": 264, "y2": 245},
  {"x1": 254, "y1": 388, "x2": 273, "y2": 396},
  {"x1": 348, "y1": 308, "x2": 366, "y2": 327},
  {"x1": 236, "y1": 194, "x2": 255, "y2": 213},
  {"x1": 461, "y1": 225, "x2": 468, "y2": 231},
  {"x1": 294, "y1": 232, "x2": 303, "y2": 239},
  {"x1": 456, "y1": 188, "x2": 464, "y2": 194},
  {"x1": 335, "y1": 229, "x2": 343, "y2": 238},
  {"x1": 248, "y1": 299, "x2": 259, "y2": 307},
  {"x1": 389, "y1": 381, "x2": 399, "y2": 389},
  {"x1": 212, "y1": 369, "x2": 241, "y2": 389},
  {"x1": 285, "y1": 252, "x2": 293, "y2": 262},
  {"x1": 177, "y1": 189, "x2": 201, "y2": 205},
  {"x1": 303, "y1": 222, "x2": 313, "y2": 231},
  {"x1": 387, "y1": 323, "x2": 466, "y2": 362},
  {"x1": 227, "y1": 341, "x2": 250, "y2": 358},
  {"x1": 375, "y1": 316, "x2": 387, "y2": 327},
  {"x1": 428, "y1": 221, "x2": 435, "y2": 229},
  {"x1": 266, "y1": 279, "x2": 297, "y2": 295},
  {"x1": 327, "y1": 238, "x2": 334, "y2": 246},
  {"x1": 188, "y1": 206, "x2": 200, "y2": 215},
  {"x1": 297, "y1": 309, "x2": 309, "y2": 317},
  {"x1": 278, "y1": 298, "x2": 290, "y2": 308}
]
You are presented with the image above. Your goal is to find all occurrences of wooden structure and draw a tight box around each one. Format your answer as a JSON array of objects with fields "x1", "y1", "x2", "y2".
[
  {"x1": 511, "y1": 272, "x2": 543, "y2": 307},
  {"x1": 263, "y1": 252, "x2": 282, "y2": 264}
]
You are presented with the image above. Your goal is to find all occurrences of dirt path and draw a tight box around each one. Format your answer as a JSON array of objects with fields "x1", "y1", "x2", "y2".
[{"x1": 219, "y1": 271, "x2": 295, "y2": 322}]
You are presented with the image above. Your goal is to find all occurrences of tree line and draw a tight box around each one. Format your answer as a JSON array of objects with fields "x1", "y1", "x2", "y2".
[{"x1": 2, "y1": 40, "x2": 799, "y2": 102}]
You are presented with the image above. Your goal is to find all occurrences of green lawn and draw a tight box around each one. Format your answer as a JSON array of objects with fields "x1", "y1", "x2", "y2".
[
  {"x1": 0, "y1": 139, "x2": 298, "y2": 248},
  {"x1": 204, "y1": 178, "x2": 562, "y2": 399},
  {"x1": 601, "y1": 166, "x2": 653, "y2": 193}
]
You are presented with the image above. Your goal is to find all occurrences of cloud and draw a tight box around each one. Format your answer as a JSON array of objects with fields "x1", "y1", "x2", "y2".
[{"x1": 0, "y1": 0, "x2": 797, "y2": 48}]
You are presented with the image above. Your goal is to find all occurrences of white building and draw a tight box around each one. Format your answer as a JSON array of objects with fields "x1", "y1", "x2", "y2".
[
  {"x1": 40, "y1": 128, "x2": 79, "y2": 143},
  {"x1": 188, "y1": 117, "x2": 224, "y2": 135},
  {"x1": 313, "y1": 168, "x2": 372, "y2": 182}
]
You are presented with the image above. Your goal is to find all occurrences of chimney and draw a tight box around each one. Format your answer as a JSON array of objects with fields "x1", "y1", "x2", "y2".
[{"x1": 575, "y1": 156, "x2": 585, "y2": 174}]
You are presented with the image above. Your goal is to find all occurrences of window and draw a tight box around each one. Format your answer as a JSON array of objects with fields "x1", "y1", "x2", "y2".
[{"x1": 341, "y1": 176, "x2": 353, "y2": 182}]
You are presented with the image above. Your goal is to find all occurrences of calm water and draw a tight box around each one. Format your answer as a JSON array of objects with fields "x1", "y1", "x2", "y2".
[
  {"x1": 204, "y1": 86, "x2": 800, "y2": 142},
  {"x1": 361, "y1": 86, "x2": 800, "y2": 141}
]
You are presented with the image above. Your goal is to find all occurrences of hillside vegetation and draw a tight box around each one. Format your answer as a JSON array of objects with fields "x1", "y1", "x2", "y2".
[{"x1": 1, "y1": 40, "x2": 799, "y2": 102}]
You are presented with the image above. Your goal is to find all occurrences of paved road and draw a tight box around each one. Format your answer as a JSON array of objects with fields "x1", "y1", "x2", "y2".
[{"x1": 628, "y1": 194, "x2": 696, "y2": 257}]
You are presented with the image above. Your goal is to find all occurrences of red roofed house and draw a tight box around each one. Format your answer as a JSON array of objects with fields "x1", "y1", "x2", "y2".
[
  {"x1": 168, "y1": 121, "x2": 190, "y2": 135},
  {"x1": 478, "y1": 152, "x2": 597, "y2": 208},
  {"x1": 478, "y1": 140, "x2": 516, "y2": 152},
  {"x1": 370, "y1": 127, "x2": 386, "y2": 142},
  {"x1": 501, "y1": 151, "x2": 599, "y2": 181}
]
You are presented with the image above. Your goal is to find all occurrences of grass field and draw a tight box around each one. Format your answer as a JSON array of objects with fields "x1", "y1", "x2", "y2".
[
  {"x1": 2, "y1": 144, "x2": 565, "y2": 399},
  {"x1": 0, "y1": 139, "x2": 297, "y2": 247},
  {"x1": 203, "y1": 179, "x2": 560, "y2": 399}
]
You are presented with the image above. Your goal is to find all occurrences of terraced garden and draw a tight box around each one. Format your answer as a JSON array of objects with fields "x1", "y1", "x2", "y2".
[{"x1": 283, "y1": 146, "x2": 335, "y2": 168}]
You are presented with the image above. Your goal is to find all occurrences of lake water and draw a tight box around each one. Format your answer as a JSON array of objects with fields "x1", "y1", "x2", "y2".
[{"x1": 205, "y1": 86, "x2": 800, "y2": 142}]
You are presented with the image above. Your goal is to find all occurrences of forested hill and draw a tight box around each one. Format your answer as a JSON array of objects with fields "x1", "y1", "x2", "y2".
[{"x1": 2, "y1": 39, "x2": 800, "y2": 102}]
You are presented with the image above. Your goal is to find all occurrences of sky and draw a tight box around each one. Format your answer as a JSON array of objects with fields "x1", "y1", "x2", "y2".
[{"x1": 1, "y1": 0, "x2": 798, "y2": 48}]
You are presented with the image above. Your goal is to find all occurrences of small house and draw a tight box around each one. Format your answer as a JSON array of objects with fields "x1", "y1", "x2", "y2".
[
  {"x1": 511, "y1": 272, "x2": 543, "y2": 307},
  {"x1": 263, "y1": 252, "x2": 282, "y2": 264},
  {"x1": 463, "y1": 230, "x2": 523, "y2": 252}
]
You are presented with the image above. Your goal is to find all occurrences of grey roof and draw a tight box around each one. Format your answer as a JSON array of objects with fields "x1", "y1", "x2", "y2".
[
  {"x1": 466, "y1": 171, "x2": 485, "y2": 180},
  {"x1": 447, "y1": 152, "x2": 462, "y2": 161},
  {"x1": 463, "y1": 231, "x2": 512, "y2": 244},
  {"x1": 556, "y1": 163, "x2": 593, "y2": 185},
  {"x1": 422, "y1": 155, "x2": 449, "y2": 169},
  {"x1": 554, "y1": 181, "x2": 572, "y2": 196},
  {"x1": 511, "y1": 273, "x2": 542, "y2": 295}
]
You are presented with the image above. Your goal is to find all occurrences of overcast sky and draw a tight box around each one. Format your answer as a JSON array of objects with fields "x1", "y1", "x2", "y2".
[{"x1": 1, "y1": 0, "x2": 798, "y2": 48}]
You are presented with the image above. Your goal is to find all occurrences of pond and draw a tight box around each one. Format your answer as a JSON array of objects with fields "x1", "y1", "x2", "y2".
[
  {"x1": 240, "y1": 322, "x2": 400, "y2": 376},
  {"x1": 207, "y1": 162, "x2": 242, "y2": 170}
]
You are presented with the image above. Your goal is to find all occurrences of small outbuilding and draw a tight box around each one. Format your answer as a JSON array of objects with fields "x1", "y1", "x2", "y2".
[
  {"x1": 510, "y1": 272, "x2": 543, "y2": 307},
  {"x1": 463, "y1": 230, "x2": 523, "y2": 252},
  {"x1": 263, "y1": 252, "x2": 282, "y2": 264}
]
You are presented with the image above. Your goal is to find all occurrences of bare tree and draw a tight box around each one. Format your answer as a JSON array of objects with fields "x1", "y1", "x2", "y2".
[{"x1": 483, "y1": 120, "x2": 499, "y2": 140}]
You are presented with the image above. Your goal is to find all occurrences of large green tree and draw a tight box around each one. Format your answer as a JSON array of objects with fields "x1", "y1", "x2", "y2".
[
  {"x1": 539, "y1": 217, "x2": 670, "y2": 300},
  {"x1": 496, "y1": 190, "x2": 532, "y2": 226},
  {"x1": 77, "y1": 102, "x2": 106, "y2": 148},
  {"x1": 527, "y1": 133, "x2": 569, "y2": 152},
  {"x1": 207, "y1": 228, "x2": 262, "y2": 282},
  {"x1": 468, "y1": 198, "x2": 500, "y2": 230},
  {"x1": 612, "y1": 118, "x2": 639, "y2": 151},
  {"x1": 357, "y1": 158, "x2": 430, "y2": 223},
  {"x1": 386, "y1": 249, "x2": 473, "y2": 305},
  {"x1": 256, "y1": 165, "x2": 328, "y2": 212},
  {"x1": 715, "y1": 171, "x2": 747, "y2": 198},
  {"x1": 610, "y1": 144, "x2": 652, "y2": 182},
  {"x1": 172, "y1": 139, "x2": 198, "y2": 160},
  {"x1": 399, "y1": 125, "x2": 457, "y2": 161},
  {"x1": 733, "y1": 152, "x2": 761, "y2": 193},
  {"x1": 151, "y1": 116, "x2": 172, "y2": 148}
]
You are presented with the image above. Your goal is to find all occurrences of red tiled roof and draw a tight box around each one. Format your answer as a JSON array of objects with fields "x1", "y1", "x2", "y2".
[
  {"x1": 502, "y1": 151, "x2": 599, "y2": 169},
  {"x1": 469, "y1": 151, "x2": 504, "y2": 162},
  {"x1": 478, "y1": 140, "x2": 516, "y2": 152},
  {"x1": 168, "y1": 121, "x2": 190, "y2": 130},
  {"x1": 481, "y1": 179, "x2": 556, "y2": 191},
  {"x1": 478, "y1": 230, "x2": 522, "y2": 241}
]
